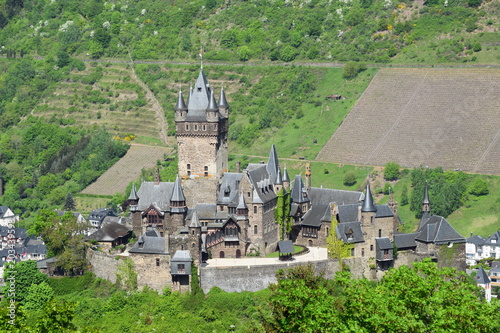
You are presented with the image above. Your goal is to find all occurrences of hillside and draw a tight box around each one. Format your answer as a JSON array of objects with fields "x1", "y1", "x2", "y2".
[
  {"x1": 0, "y1": 0, "x2": 498, "y2": 64},
  {"x1": 317, "y1": 68, "x2": 500, "y2": 175}
]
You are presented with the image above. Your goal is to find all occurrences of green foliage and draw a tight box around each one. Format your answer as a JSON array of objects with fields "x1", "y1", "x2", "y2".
[
  {"x1": 384, "y1": 161, "x2": 400, "y2": 180},
  {"x1": 469, "y1": 178, "x2": 489, "y2": 196},
  {"x1": 274, "y1": 188, "x2": 292, "y2": 240},
  {"x1": 326, "y1": 214, "x2": 353, "y2": 262},
  {"x1": 401, "y1": 185, "x2": 409, "y2": 206},
  {"x1": 115, "y1": 258, "x2": 138, "y2": 291},
  {"x1": 266, "y1": 260, "x2": 500, "y2": 332},
  {"x1": 343, "y1": 62, "x2": 367, "y2": 79},
  {"x1": 23, "y1": 281, "x2": 54, "y2": 310},
  {"x1": 343, "y1": 171, "x2": 357, "y2": 186},
  {"x1": 3, "y1": 260, "x2": 48, "y2": 304}
]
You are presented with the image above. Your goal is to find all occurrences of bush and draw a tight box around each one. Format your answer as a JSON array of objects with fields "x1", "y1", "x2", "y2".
[
  {"x1": 384, "y1": 162, "x2": 400, "y2": 180},
  {"x1": 343, "y1": 171, "x2": 357, "y2": 186},
  {"x1": 342, "y1": 62, "x2": 367, "y2": 79},
  {"x1": 469, "y1": 178, "x2": 489, "y2": 196}
]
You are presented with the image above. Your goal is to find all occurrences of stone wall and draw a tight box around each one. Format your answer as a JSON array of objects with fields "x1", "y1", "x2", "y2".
[{"x1": 87, "y1": 249, "x2": 119, "y2": 283}]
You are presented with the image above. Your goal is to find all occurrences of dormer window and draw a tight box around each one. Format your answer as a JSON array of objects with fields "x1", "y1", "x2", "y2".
[
  {"x1": 197, "y1": 87, "x2": 202, "y2": 92},
  {"x1": 346, "y1": 229, "x2": 354, "y2": 241}
]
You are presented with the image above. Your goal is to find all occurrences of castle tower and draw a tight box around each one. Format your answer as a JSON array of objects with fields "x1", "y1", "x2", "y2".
[
  {"x1": 128, "y1": 184, "x2": 139, "y2": 206},
  {"x1": 236, "y1": 193, "x2": 249, "y2": 241},
  {"x1": 419, "y1": 181, "x2": 431, "y2": 229},
  {"x1": 188, "y1": 211, "x2": 202, "y2": 265},
  {"x1": 274, "y1": 168, "x2": 283, "y2": 193},
  {"x1": 175, "y1": 70, "x2": 229, "y2": 205},
  {"x1": 361, "y1": 182, "x2": 377, "y2": 228},
  {"x1": 267, "y1": 144, "x2": 280, "y2": 185},
  {"x1": 170, "y1": 176, "x2": 187, "y2": 228},
  {"x1": 305, "y1": 163, "x2": 311, "y2": 190}
]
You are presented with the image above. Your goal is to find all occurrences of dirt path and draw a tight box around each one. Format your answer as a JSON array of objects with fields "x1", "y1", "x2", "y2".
[{"x1": 127, "y1": 50, "x2": 171, "y2": 146}]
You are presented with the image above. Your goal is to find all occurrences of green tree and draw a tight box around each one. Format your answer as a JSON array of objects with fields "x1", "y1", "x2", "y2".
[
  {"x1": 326, "y1": 208, "x2": 353, "y2": 263},
  {"x1": 401, "y1": 185, "x2": 409, "y2": 206},
  {"x1": 23, "y1": 281, "x2": 54, "y2": 310},
  {"x1": 63, "y1": 192, "x2": 76, "y2": 211},
  {"x1": 3, "y1": 260, "x2": 48, "y2": 304},
  {"x1": 469, "y1": 178, "x2": 489, "y2": 196},
  {"x1": 238, "y1": 45, "x2": 251, "y2": 62},
  {"x1": 116, "y1": 258, "x2": 138, "y2": 291},
  {"x1": 384, "y1": 161, "x2": 400, "y2": 180},
  {"x1": 342, "y1": 61, "x2": 367, "y2": 79},
  {"x1": 343, "y1": 171, "x2": 357, "y2": 186}
]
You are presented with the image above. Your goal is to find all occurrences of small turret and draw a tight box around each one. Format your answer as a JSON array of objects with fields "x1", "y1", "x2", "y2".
[
  {"x1": 361, "y1": 182, "x2": 377, "y2": 213},
  {"x1": 274, "y1": 168, "x2": 283, "y2": 193},
  {"x1": 174, "y1": 90, "x2": 188, "y2": 121},
  {"x1": 282, "y1": 166, "x2": 291, "y2": 191},
  {"x1": 128, "y1": 184, "x2": 139, "y2": 206},
  {"x1": 207, "y1": 90, "x2": 219, "y2": 122},
  {"x1": 236, "y1": 193, "x2": 249, "y2": 219},
  {"x1": 170, "y1": 176, "x2": 187, "y2": 214},
  {"x1": 154, "y1": 168, "x2": 161, "y2": 185},
  {"x1": 305, "y1": 163, "x2": 311, "y2": 190},
  {"x1": 422, "y1": 181, "x2": 430, "y2": 213},
  {"x1": 218, "y1": 87, "x2": 229, "y2": 118}
]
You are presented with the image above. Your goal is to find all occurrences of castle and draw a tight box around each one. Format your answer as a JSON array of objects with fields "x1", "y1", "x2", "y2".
[{"x1": 114, "y1": 69, "x2": 466, "y2": 292}]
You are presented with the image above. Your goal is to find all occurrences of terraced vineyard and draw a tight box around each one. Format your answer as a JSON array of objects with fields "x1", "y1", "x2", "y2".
[
  {"x1": 317, "y1": 68, "x2": 500, "y2": 175},
  {"x1": 32, "y1": 62, "x2": 165, "y2": 143},
  {"x1": 81, "y1": 144, "x2": 172, "y2": 196}
]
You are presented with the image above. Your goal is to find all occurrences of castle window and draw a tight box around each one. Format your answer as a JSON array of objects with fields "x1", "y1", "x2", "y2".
[
  {"x1": 194, "y1": 125, "x2": 198, "y2": 131},
  {"x1": 254, "y1": 206, "x2": 257, "y2": 214},
  {"x1": 181, "y1": 245, "x2": 184, "y2": 250},
  {"x1": 378, "y1": 229, "x2": 382, "y2": 237},
  {"x1": 247, "y1": 192, "x2": 251, "y2": 198},
  {"x1": 202, "y1": 125, "x2": 206, "y2": 131},
  {"x1": 371, "y1": 216, "x2": 374, "y2": 223},
  {"x1": 204, "y1": 172, "x2": 208, "y2": 177},
  {"x1": 197, "y1": 87, "x2": 202, "y2": 91},
  {"x1": 326, "y1": 227, "x2": 329, "y2": 236},
  {"x1": 370, "y1": 244, "x2": 374, "y2": 251},
  {"x1": 185, "y1": 124, "x2": 189, "y2": 130},
  {"x1": 192, "y1": 230, "x2": 195, "y2": 235},
  {"x1": 187, "y1": 171, "x2": 191, "y2": 176},
  {"x1": 187, "y1": 164, "x2": 191, "y2": 170},
  {"x1": 214, "y1": 124, "x2": 217, "y2": 130},
  {"x1": 156, "y1": 258, "x2": 160, "y2": 267},
  {"x1": 351, "y1": 248, "x2": 355, "y2": 256},
  {"x1": 254, "y1": 225, "x2": 258, "y2": 234},
  {"x1": 204, "y1": 166, "x2": 208, "y2": 171},
  {"x1": 192, "y1": 242, "x2": 195, "y2": 248},
  {"x1": 178, "y1": 264, "x2": 185, "y2": 273},
  {"x1": 362, "y1": 248, "x2": 365, "y2": 257}
]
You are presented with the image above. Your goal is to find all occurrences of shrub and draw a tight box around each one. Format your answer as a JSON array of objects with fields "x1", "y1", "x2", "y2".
[
  {"x1": 343, "y1": 171, "x2": 357, "y2": 186},
  {"x1": 384, "y1": 162, "x2": 400, "y2": 180},
  {"x1": 342, "y1": 62, "x2": 367, "y2": 79}
]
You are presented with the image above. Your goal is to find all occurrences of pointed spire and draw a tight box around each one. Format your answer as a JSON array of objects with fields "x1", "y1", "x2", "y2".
[
  {"x1": 218, "y1": 87, "x2": 229, "y2": 108},
  {"x1": 422, "y1": 181, "x2": 430, "y2": 205},
  {"x1": 267, "y1": 144, "x2": 280, "y2": 185},
  {"x1": 361, "y1": 181, "x2": 377, "y2": 212},
  {"x1": 188, "y1": 70, "x2": 210, "y2": 111},
  {"x1": 291, "y1": 175, "x2": 310, "y2": 203},
  {"x1": 275, "y1": 168, "x2": 283, "y2": 185},
  {"x1": 282, "y1": 166, "x2": 290, "y2": 183},
  {"x1": 237, "y1": 193, "x2": 248, "y2": 210},
  {"x1": 170, "y1": 176, "x2": 186, "y2": 202},
  {"x1": 189, "y1": 211, "x2": 201, "y2": 228},
  {"x1": 174, "y1": 90, "x2": 188, "y2": 111},
  {"x1": 207, "y1": 90, "x2": 219, "y2": 111},
  {"x1": 128, "y1": 184, "x2": 139, "y2": 201}
]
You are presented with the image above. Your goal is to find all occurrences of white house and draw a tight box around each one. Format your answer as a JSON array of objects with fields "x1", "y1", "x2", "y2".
[
  {"x1": 0, "y1": 206, "x2": 19, "y2": 227},
  {"x1": 466, "y1": 232, "x2": 500, "y2": 266}
]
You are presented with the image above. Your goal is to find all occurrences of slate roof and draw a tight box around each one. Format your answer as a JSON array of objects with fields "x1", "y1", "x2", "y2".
[
  {"x1": 415, "y1": 215, "x2": 466, "y2": 244},
  {"x1": 129, "y1": 228, "x2": 166, "y2": 254},
  {"x1": 475, "y1": 267, "x2": 491, "y2": 285},
  {"x1": 137, "y1": 181, "x2": 175, "y2": 211},
  {"x1": 291, "y1": 175, "x2": 310, "y2": 204},
  {"x1": 185, "y1": 70, "x2": 217, "y2": 122},
  {"x1": 376, "y1": 237, "x2": 393, "y2": 250},
  {"x1": 361, "y1": 183, "x2": 376, "y2": 212},
  {"x1": 337, "y1": 222, "x2": 364, "y2": 243},
  {"x1": 491, "y1": 261, "x2": 500, "y2": 271},
  {"x1": 0, "y1": 206, "x2": 15, "y2": 219},
  {"x1": 375, "y1": 205, "x2": 394, "y2": 218},
  {"x1": 171, "y1": 250, "x2": 192, "y2": 262},
  {"x1": 484, "y1": 231, "x2": 500, "y2": 246},
  {"x1": 246, "y1": 164, "x2": 277, "y2": 204},
  {"x1": 282, "y1": 167, "x2": 290, "y2": 183},
  {"x1": 278, "y1": 240, "x2": 294, "y2": 254},
  {"x1": 301, "y1": 205, "x2": 330, "y2": 227},
  {"x1": 236, "y1": 193, "x2": 248, "y2": 210},
  {"x1": 394, "y1": 233, "x2": 417, "y2": 249},
  {"x1": 422, "y1": 181, "x2": 430, "y2": 204},
  {"x1": 0, "y1": 226, "x2": 27, "y2": 239},
  {"x1": 308, "y1": 188, "x2": 364, "y2": 206},
  {"x1": 467, "y1": 235, "x2": 486, "y2": 246},
  {"x1": 87, "y1": 222, "x2": 130, "y2": 242},
  {"x1": 189, "y1": 211, "x2": 201, "y2": 228},
  {"x1": 218, "y1": 87, "x2": 229, "y2": 109},
  {"x1": 174, "y1": 90, "x2": 188, "y2": 111},
  {"x1": 217, "y1": 173, "x2": 243, "y2": 205},
  {"x1": 266, "y1": 145, "x2": 280, "y2": 187},
  {"x1": 337, "y1": 204, "x2": 359, "y2": 223}
]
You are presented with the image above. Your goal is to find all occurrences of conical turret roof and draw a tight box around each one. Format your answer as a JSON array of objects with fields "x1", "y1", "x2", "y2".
[
  {"x1": 361, "y1": 182, "x2": 377, "y2": 212},
  {"x1": 128, "y1": 184, "x2": 139, "y2": 201},
  {"x1": 218, "y1": 87, "x2": 229, "y2": 108},
  {"x1": 267, "y1": 144, "x2": 280, "y2": 185},
  {"x1": 207, "y1": 90, "x2": 219, "y2": 111},
  {"x1": 283, "y1": 167, "x2": 290, "y2": 183},
  {"x1": 174, "y1": 90, "x2": 188, "y2": 111},
  {"x1": 237, "y1": 193, "x2": 248, "y2": 210},
  {"x1": 422, "y1": 181, "x2": 430, "y2": 205},
  {"x1": 170, "y1": 176, "x2": 186, "y2": 202},
  {"x1": 189, "y1": 211, "x2": 201, "y2": 228},
  {"x1": 275, "y1": 168, "x2": 283, "y2": 185}
]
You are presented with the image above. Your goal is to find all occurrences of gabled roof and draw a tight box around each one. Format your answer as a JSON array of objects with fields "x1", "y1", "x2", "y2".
[
  {"x1": 291, "y1": 175, "x2": 310, "y2": 204},
  {"x1": 484, "y1": 231, "x2": 500, "y2": 246},
  {"x1": 171, "y1": 250, "x2": 192, "y2": 262},
  {"x1": 301, "y1": 205, "x2": 330, "y2": 227},
  {"x1": 217, "y1": 173, "x2": 243, "y2": 205},
  {"x1": 0, "y1": 226, "x2": 27, "y2": 239},
  {"x1": 376, "y1": 237, "x2": 393, "y2": 250},
  {"x1": 236, "y1": 193, "x2": 248, "y2": 210},
  {"x1": 467, "y1": 234, "x2": 486, "y2": 246},
  {"x1": 394, "y1": 233, "x2": 417, "y2": 249},
  {"x1": 361, "y1": 183, "x2": 377, "y2": 212},
  {"x1": 0, "y1": 206, "x2": 15, "y2": 219},
  {"x1": 337, "y1": 221, "x2": 364, "y2": 243},
  {"x1": 375, "y1": 205, "x2": 394, "y2": 218},
  {"x1": 416, "y1": 215, "x2": 465, "y2": 244},
  {"x1": 308, "y1": 187, "x2": 363, "y2": 206},
  {"x1": 475, "y1": 267, "x2": 491, "y2": 285},
  {"x1": 87, "y1": 222, "x2": 130, "y2": 242},
  {"x1": 337, "y1": 204, "x2": 359, "y2": 223},
  {"x1": 129, "y1": 228, "x2": 166, "y2": 254},
  {"x1": 246, "y1": 164, "x2": 277, "y2": 204},
  {"x1": 137, "y1": 181, "x2": 175, "y2": 211}
]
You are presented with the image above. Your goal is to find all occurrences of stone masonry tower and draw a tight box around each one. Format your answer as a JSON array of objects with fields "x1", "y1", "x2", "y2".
[{"x1": 175, "y1": 70, "x2": 229, "y2": 205}]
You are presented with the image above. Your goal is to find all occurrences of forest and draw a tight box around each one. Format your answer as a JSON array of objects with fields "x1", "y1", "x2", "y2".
[{"x1": 1, "y1": 260, "x2": 499, "y2": 332}]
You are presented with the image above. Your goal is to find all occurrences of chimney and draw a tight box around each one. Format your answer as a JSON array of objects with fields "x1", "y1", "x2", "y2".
[{"x1": 236, "y1": 161, "x2": 241, "y2": 173}]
